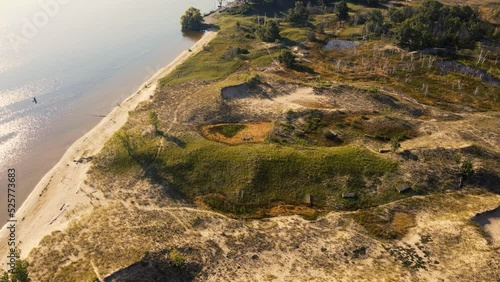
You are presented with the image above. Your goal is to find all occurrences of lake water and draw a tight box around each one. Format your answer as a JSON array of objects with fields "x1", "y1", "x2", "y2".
[{"x1": 0, "y1": 0, "x2": 221, "y2": 223}]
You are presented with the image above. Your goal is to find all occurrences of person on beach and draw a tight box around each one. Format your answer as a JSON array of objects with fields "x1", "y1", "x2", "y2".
[{"x1": 33, "y1": 97, "x2": 38, "y2": 104}]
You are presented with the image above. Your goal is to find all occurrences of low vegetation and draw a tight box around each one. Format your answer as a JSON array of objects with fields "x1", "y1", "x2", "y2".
[
  {"x1": 208, "y1": 124, "x2": 246, "y2": 138},
  {"x1": 257, "y1": 20, "x2": 281, "y2": 42},
  {"x1": 94, "y1": 134, "x2": 399, "y2": 216},
  {"x1": 395, "y1": 0, "x2": 494, "y2": 50},
  {"x1": 278, "y1": 49, "x2": 296, "y2": 67},
  {"x1": 76, "y1": 0, "x2": 494, "y2": 229},
  {"x1": 350, "y1": 209, "x2": 416, "y2": 239},
  {"x1": 26, "y1": 0, "x2": 500, "y2": 280},
  {"x1": 101, "y1": 0, "x2": 499, "y2": 218},
  {"x1": 284, "y1": 1, "x2": 310, "y2": 27}
]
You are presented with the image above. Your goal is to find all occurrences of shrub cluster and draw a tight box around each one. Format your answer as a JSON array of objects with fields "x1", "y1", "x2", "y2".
[{"x1": 395, "y1": 0, "x2": 493, "y2": 50}]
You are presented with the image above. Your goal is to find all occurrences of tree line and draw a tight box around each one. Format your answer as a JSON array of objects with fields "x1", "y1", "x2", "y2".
[{"x1": 394, "y1": 0, "x2": 494, "y2": 50}]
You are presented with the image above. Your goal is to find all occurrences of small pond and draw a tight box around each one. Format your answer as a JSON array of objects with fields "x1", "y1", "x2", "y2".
[{"x1": 323, "y1": 39, "x2": 360, "y2": 50}]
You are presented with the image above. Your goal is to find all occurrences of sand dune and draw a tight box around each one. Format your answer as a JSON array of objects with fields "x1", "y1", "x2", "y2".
[{"x1": 0, "y1": 30, "x2": 218, "y2": 267}]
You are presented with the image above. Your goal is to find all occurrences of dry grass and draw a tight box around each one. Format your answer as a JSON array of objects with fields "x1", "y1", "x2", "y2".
[
  {"x1": 23, "y1": 5, "x2": 500, "y2": 281},
  {"x1": 268, "y1": 204, "x2": 318, "y2": 219},
  {"x1": 392, "y1": 211, "x2": 417, "y2": 236},
  {"x1": 28, "y1": 191, "x2": 500, "y2": 281},
  {"x1": 201, "y1": 122, "x2": 274, "y2": 144}
]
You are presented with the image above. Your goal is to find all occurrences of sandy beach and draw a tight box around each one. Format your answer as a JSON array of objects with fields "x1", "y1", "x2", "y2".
[{"x1": 0, "y1": 30, "x2": 218, "y2": 267}]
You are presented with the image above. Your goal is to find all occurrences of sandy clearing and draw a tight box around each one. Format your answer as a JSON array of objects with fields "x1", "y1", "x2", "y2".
[
  {"x1": 232, "y1": 87, "x2": 335, "y2": 116},
  {"x1": 0, "y1": 31, "x2": 218, "y2": 266},
  {"x1": 272, "y1": 87, "x2": 333, "y2": 109},
  {"x1": 473, "y1": 207, "x2": 500, "y2": 244}
]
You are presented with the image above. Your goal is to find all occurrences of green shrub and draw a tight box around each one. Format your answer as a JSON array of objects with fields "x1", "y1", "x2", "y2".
[
  {"x1": 257, "y1": 20, "x2": 281, "y2": 42},
  {"x1": 285, "y1": 1, "x2": 310, "y2": 27},
  {"x1": 278, "y1": 49, "x2": 296, "y2": 68},
  {"x1": 334, "y1": 0, "x2": 349, "y2": 22},
  {"x1": 169, "y1": 249, "x2": 185, "y2": 267},
  {"x1": 10, "y1": 260, "x2": 30, "y2": 282},
  {"x1": 395, "y1": 0, "x2": 493, "y2": 50},
  {"x1": 365, "y1": 10, "x2": 391, "y2": 37},
  {"x1": 389, "y1": 6, "x2": 416, "y2": 23},
  {"x1": 461, "y1": 159, "x2": 474, "y2": 179},
  {"x1": 149, "y1": 111, "x2": 159, "y2": 133}
]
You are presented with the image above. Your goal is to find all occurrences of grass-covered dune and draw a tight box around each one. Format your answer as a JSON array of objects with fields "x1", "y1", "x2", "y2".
[
  {"x1": 90, "y1": 0, "x2": 499, "y2": 218},
  {"x1": 20, "y1": 0, "x2": 500, "y2": 281},
  {"x1": 92, "y1": 133, "x2": 401, "y2": 218}
]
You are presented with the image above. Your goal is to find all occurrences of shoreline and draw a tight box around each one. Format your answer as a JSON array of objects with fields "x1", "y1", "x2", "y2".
[{"x1": 0, "y1": 30, "x2": 218, "y2": 266}]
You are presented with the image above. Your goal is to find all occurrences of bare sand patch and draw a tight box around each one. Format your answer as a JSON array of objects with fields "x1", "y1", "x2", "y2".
[
  {"x1": 473, "y1": 207, "x2": 500, "y2": 243},
  {"x1": 272, "y1": 87, "x2": 334, "y2": 110},
  {"x1": 201, "y1": 122, "x2": 274, "y2": 144},
  {"x1": 227, "y1": 87, "x2": 335, "y2": 118}
]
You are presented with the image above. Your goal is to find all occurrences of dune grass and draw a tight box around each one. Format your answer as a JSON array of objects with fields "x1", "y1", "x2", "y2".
[
  {"x1": 96, "y1": 133, "x2": 399, "y2": 217},
  {"x1": 280, "y1": 24, "x2": 310, "y2": 42},
  {"x1": 159, "y1": 16, "x2": 254, "y2": 86},
  {"x1": 337, "y1": 26, "x2": 363, "y2": 38},
  {"x1": 250, "y1": 53, "x2": 276, "y2": 67}
]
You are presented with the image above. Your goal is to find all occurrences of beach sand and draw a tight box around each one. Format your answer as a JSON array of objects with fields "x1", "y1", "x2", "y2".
[{"x1": 0, "y1": 30, "x2": 218, "y2": 267}]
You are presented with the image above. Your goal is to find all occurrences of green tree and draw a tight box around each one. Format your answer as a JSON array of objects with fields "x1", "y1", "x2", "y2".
[
  {"x1": 458, "y1": 158, "x2": 474, "y2": 188},
  {"x1": 388, "y1": 6, "x2": 416, "y2": 23},
  {"x1": 391, "y1": 137, "x2": 401, "y2": 153},
  {"x1": 285, "y1": 1, "x2": 310, "y2": 27},
  {"x1": 180, "y1": 7, "x2": 203, "y2": 31},
  {"x1": 278, "y1": 49, "x2": 296, "y2": 68},
  {"x1": 117, "y1": 131, "x2": 140, "y2": 163},
  {"x1": 460, "y1": 159, "x2": 474, "y2": 179},
  {"x1": 365, "y1": 10, "x2": 390, "y2": 37},
  {"x1": 258, "y1": 20, "x2": 281, "y2": 42},
  {"x1": 149, "y1": 111, "x2": 159, "y2": 133},
  {"x1": 335, "y1": 0, "x2": 349, "y2": 23},
  {"x1": 395, "y1": 0, "x2": 492, "y2": 50},
  {"x1": 10, "y1": 260, "x2": 30, "y2": 282},
  {"x1": 396, "y1": 17, "x2": 432, "y2": 50}
]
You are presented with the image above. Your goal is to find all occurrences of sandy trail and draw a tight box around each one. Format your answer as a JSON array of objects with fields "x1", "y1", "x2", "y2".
[{"x1": 0, "y1": 31, "x2": 218, "y2": 266}]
